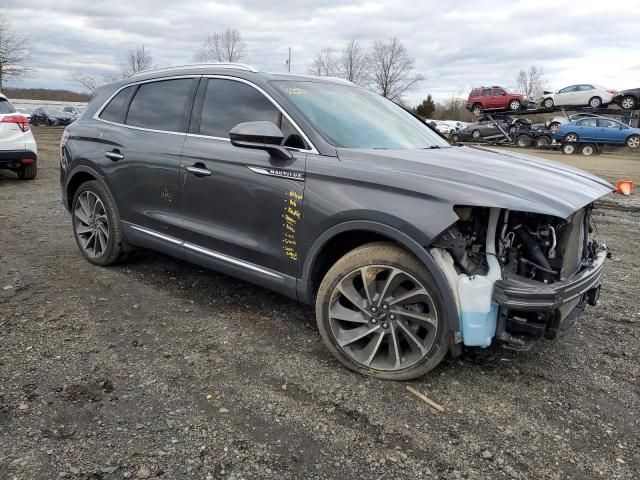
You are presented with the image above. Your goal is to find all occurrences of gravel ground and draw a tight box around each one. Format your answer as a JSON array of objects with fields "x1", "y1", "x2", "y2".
[{"x1": 1, "y1": 127, "x2": 639, "y2": 480}]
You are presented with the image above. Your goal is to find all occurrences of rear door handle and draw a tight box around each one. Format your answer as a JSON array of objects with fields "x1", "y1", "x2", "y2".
[
  {"x1": 105, "y1": 150, "x2": 124, "y2": 161},
  {"x1": 186, "y1": 163, "x2": 212, "y2": 177}
]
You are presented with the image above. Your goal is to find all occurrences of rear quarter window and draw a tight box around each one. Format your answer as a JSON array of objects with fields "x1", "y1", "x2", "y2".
[
  {"x1": 0, "y1": 98, "x2": 17, "y2": 114},
  {"x1": 99, "y1": 86, "x2": 134, "y2": 123}
]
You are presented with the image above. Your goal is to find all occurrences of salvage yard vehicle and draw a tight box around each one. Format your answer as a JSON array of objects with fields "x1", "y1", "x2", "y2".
[
  {"x1": 60, "y1": 63, "x2": 612, "y2": 380},
  {"x1": 31, "y1": 106, "x2": 76, "y2": 126},
  {"x1": 466, "y1": 86, "x2": 530, "y2": 117},
  {"x1": 555, "y1": 116, "x2": 640, "y2": 148},
  {"x1": 539, "y1": 84, "x2": 617, "y2": 109},
  {"x1": 0, "y1": 93, "x2": 38, "y2": 180},
  {"x1": 612, "y1": 87, "x2": 640, "y2": 110}
]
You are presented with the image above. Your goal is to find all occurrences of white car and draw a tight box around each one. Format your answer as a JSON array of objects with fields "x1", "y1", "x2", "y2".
[
  {"x1": 0, "y1": 93, "x2": 38, "y2": 179},
  {"x1": 434, "y1": 120, "x2": 453, "y2": 134},
  {"x1": 539, "y1": 84, "x2": 617, "y2": 109}
]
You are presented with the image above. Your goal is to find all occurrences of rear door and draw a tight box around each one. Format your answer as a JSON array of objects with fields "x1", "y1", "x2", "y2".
[
  {"x1": 179, "y1": 77, "x2": 310, "y2": 284},
  {"x1": 575, "y1": 85, "x2": 595, "y2": 105},
  {"x1": 597, "y1": 118, "x2": 627, "y2": 143},
  {"x1": 95, "y1": 77, "x2": 199, "y2": 242}
]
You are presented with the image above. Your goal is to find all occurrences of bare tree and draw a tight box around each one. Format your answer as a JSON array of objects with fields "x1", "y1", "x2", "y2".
[
  {"x1": 514, "y1": 65, "x2": 549, "y2": 99},
  {"x1": 71, "y1": 72, "x2": 100, "y2": 95},
  {"x1": 339, "y1": 40, "x2": 369, "y2": 85},
  {"x1": 308, "y1": 47, "x2": 339, "y2": 77},
  {"x1": 0, "y1": 15, "x2": 31, "y2": 89},
  {"x1": 121, "y1": 45, "x2": 153, "y2": 78},
  {"x1": 195, "y1": 28, "x2": 247, "y2": 63},
  {"x1": 369, "y1": 38, "x2": 423, "y2": 101}
]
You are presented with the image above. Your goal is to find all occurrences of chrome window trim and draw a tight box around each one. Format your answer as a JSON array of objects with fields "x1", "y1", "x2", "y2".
[
  {"x1": 93, "y1": 74, "x2": 320, "y2": 154},
  {"x1": 93, "y1": 75, "x2": 199, "y2": 135},
  {"x1": 129, "y1": 63, "x2": 258, "y2": 78},
  {"x1": 200, "y1": 75, "x2": 319, "y2": 154},
  {"x1": 129, "y1": 224, "x2": 283, "y2": 280}
]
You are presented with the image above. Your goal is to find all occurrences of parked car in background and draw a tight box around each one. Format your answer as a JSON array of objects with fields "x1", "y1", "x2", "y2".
[
  {"x1": 443, "y1": 120, "x2": 467, "y2": 131},
  {"x1": 31, "y1": 107, "x2": 76, "y2": 126},
  {"x1": 0, "y1": 93, "x2": 38, "y2": 179},
  {"x1": 433, "y1": 120, "x2": 453, "y2": 134},
  {"x1": 62, "y1": 105, "x2": 85, "y2": 115},
  {"x1": 539, "y1": 84, "x2": 617, "y2": 109},
  {"x1": 555, "y1": 116, "x2": 640, "y2": 148},
  {"x1": 452, "y1": 116, "x2": 527, "y2": 142},
  {"x1": 59, "y1": 64, "x2": 611, "y2": 379},
  {"x1": 546, "y1": 113, "x2": 600, "y2": 132},
  {"x1": 611, "y1": 88, "x2": 640, "y2": 110},
  {"x1": 466, "y1": 86, "x2": 530, "y2": 116}
]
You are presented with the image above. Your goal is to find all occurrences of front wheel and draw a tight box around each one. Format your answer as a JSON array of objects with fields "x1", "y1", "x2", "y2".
[
  {"x1": 72, "y1": 180, "x2": 125, "y2": 266},
  {"x1": 543, "y1": 98, "x2": 554, "y2": 108},
  {"x1": 508, "y1": 99, "x2": 521, "y2": 111},
  {"x1": 516, "y1": 134, "x2": 531, "y2": 147},
  {"x1": 564, "y1": 133, "x2": 579, "y2": 142},
  {"x1": 581, "y1": 144, "x2": 596, "y2": 156},
  {"x1": 315, "y1": 242, "x2": 449, "y2": 381},
  {"x1": 536, "y1": 136, "x2": 551, "y2": 148},
  {"x1": 562, "y1": 143, "x2": 577, "y2": 155},
  {"x1": 627, "y1": 135, "x2": 640, "y2": 148}
]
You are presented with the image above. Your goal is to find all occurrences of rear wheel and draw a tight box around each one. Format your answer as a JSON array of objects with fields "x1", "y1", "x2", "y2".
[
  {"x1": 472, "y1": 104, "x2": 483, "y2": 117},
  {"x1": 562, "y1": 143, "x2": 577, "y2": 155},
  {"x1": 620, "y1": 95, "x2": 637, "y2": 110},
  {"x1": 588, "y1": 96, "x2": 602, "y2": 108},
  {"x1": 516, "y1": 134, "x2": 532, "y2": 147},
  {"x1": 626, "y1": 135, "x2": 640, "y2": 148},
  {"x1": 17, "y1": 163, "x2": 37, "y2": 180},
  {"x1": 315, "y1": 242, "x2": 449, "y2": 380},
  {"x1": 71, "y1": 181, "x2": 125, "y2": 266},
  {"x1": 508, "y1": 99, "x2": 521, "y2": 111},
  {"x1": 543, "y1": 98, "x2": 554, "y2": 108}
]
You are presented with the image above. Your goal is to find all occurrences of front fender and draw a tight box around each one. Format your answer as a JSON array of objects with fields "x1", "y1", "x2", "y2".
[{"x1": 297, "y1": 219, "x2": 461, "y2": 336}]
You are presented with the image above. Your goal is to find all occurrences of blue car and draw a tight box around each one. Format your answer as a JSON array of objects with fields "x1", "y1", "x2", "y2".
[{"x1": 554, "y1": 116, "x2": 640, "y2": 148}]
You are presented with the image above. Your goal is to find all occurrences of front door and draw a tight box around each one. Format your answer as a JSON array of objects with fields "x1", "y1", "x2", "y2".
[{"x1": 179, "y1": 77, "x2": 311, "y2": 286}]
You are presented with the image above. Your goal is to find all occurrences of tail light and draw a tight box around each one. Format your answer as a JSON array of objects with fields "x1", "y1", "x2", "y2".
[{"x1": 1, "y1": 115, "x2": 30, "y2": 132}]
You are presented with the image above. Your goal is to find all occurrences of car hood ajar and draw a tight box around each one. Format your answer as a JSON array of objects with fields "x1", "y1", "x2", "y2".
[{"x1": 336, "y1": 145, "x2": 613, "y2": 219}]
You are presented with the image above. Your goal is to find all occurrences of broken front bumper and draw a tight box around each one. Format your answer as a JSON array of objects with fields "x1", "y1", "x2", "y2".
[{"x1": 493, "y1": 249, "x2": 606, "y2": 311}]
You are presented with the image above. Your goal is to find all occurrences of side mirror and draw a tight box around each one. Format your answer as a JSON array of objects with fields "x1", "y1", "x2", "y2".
[
  {"x1": 229, "y1": 121, "x2": 292, "y2": 160},
  {"x1": 501, "y1": 92, "x2": 506, "y2": 96}
]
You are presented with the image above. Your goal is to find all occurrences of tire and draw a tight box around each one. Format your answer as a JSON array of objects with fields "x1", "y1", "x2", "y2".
[
  {"x1": 626, "y1": 135, "x2": 640, "y2": 148},
  {"x1": 71, "y1": 180, "x2": 126, "y2": 266},
  {"x1": 472, "y1": 129, "x2": 481, "y2": 139},
  {"x1": 508, "y1": 99, "x2": 521, "y2": 111},
  {"x1": 536, "y1": 136, "x2": 551, "y2": 148},
  {"x1": 620, "y1": 95, "x2": 637, "y2": 110},
  {"x1": 549, "y1": 121, "x2": 561, "y2": 133},
  {"x1": 451, "y1": 134, "x2": 459, "y2": 143},
  {"x1": 315, "y1": 242, "x2": 450, "y2": 381},
  {"x1": 543, "y1": 98, "x2": 554, "y2": 108},
  {"x1": 588, "y1": 96, "x2": 602, "y2": 108},
  {"x1": 17, "y1": 163, "x2": 37, "y2": 180},
  {"x1": 564, "y1": 133, "x2": 579, "y2": 143},
  {"x1": 562, "y1": 143, "x2": 577, "y2": 155},
  {"x1": 472, "y1": 104, "x2": 483, "y2": 117},
  {"x1": 580, "y1": 144, "x2": 596, "y2": 156},
  {"x1": 516, "y1": 134, "x2": 532, "y2": 147}
]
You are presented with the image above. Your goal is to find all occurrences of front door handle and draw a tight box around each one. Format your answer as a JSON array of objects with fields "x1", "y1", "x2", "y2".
[
  {"x1": 105, "y1": 150, "x2": 124, "y2": 161},
  {"x1": 186, "y1": 163, "x2": 212, "y2": 177}
]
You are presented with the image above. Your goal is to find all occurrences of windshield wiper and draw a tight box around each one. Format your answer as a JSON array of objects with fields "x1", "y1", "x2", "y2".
[{"x1": 424, "y1": 145, "x2": 441, "y2": 149}]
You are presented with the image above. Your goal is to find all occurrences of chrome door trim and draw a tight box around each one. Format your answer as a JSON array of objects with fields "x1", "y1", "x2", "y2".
[
  {"x1": 128, "y1": 224, "x2": 283, "y2": 279},
  {"x1": 247, "y1": 166, "x2": 304, "y2": 181}
]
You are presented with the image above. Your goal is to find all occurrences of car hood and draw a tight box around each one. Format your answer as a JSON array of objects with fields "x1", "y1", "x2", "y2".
[{"x1": 336, "y1": 145, "x2": 613, "y2": 219}]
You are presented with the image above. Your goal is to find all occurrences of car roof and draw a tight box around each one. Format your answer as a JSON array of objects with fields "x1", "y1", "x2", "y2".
[{"x1": 127, "y1": 63, "x2": 355, "y2": 86}]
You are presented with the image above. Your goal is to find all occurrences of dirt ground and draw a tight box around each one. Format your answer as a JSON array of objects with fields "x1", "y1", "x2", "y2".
[{"x1": 1, "y1": 127, "x2": 638, "y2": 480}]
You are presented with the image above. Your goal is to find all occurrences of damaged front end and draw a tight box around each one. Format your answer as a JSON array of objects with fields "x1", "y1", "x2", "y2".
[{"x1": 431, "y1": 206, "x2": 607, "y2": 351}]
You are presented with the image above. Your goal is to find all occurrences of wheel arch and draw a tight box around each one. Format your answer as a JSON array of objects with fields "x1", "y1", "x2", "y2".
[
  {"x1": 64, "y1": 165, "x2": 109, "y2": 211},
  {"x1": 297, "y1": 220, "x2": 461, "y2": 337}
]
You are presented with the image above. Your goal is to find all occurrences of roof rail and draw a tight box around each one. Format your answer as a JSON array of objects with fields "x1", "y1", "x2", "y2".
[{"x1": 129, "y1": 63, "x2": 259, "y2": 78}]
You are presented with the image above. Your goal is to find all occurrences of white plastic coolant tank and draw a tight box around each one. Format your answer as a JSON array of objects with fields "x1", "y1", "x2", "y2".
[
  {"x1": 457, "y1": 208, "x2": 501, "y2": 348},
  {"x1": 458, "y1": 275, "x2": 498, "y2": 347}
]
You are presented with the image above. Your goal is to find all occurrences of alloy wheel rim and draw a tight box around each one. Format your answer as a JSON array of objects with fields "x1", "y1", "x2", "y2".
[
  {"x1": 629, "y1": 137, "x2": 640, "y2": 148},
  {"x1": 621, "y1": 97, "x2": 635, "y2": 109},
  {"x1": 510, "y1": 101, "x2": 520, "y2": 110},
  {"x1": 74, "y1": 191, "x2": 109, "y2": 258},
  {"x1": 328, "y1": 265, "x2": 438, "y2": 371},
  {"x1": 590, "y1": 98, "x2": 600, "y2": 107},
  {"x1": 566, "y1": 134, "x2": 578, "y2": 142}
]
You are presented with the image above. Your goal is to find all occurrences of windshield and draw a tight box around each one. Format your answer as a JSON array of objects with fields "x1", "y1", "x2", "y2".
[{"x1": 274, "y1": 81, "x2": 449, "y2": 149}]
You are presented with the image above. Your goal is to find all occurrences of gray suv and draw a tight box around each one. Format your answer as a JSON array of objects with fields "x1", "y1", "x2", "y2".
[{"x1": 60, "y1": 63, "x2": 612, "y2": 380}]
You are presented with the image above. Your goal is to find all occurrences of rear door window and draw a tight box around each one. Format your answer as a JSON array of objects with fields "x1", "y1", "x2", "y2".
[
  {"x1": 482, "y1": 89, "x2": 491, "y2": 96},
  {"x1": 598, "y1": 119, "x2": 618, "y2": 128},
  {"x1": 0, "y1": 98, "x2": 16, "y2": 114},
  {"x1": 125, "y1": 79, "x2": 194, "y2": 132},
  {"x1": 99, "y1": 86, "x2": 134, "y2": 123}
]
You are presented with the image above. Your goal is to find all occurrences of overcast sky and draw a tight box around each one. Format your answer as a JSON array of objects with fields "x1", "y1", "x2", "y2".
[{"x1": 3, "y1": 0, "x2": 640, "y2": 105}]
